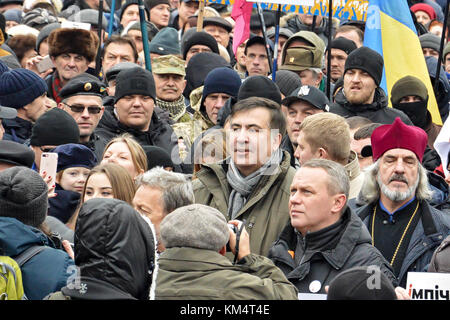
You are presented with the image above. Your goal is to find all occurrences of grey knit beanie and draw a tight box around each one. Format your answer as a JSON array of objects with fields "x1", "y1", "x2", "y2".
[
  {"x1": 160, "y1": 204, "x2": 229, "y2": 252},
  {"x1": 275, "y1": 70, "x2": 302, "y2": 98},
  {"x1": 419, "y1": 33, "x2": 440, "y2": 53},
  {"x1": 0, "y1": 166, "x2": 48, "y2": 228}
]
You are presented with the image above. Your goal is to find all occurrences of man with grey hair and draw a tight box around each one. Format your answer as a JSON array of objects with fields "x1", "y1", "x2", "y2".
[
  {"x1": 356, "y1": 118, "x2": 450, "y2": 288},
  {"x1": 154, "y1": 204, "x2": 298, "y2": 300},
  {"x1": 268, "y1": 158, "x2": 396, "y2": 295},
  {"x1": 133, "y1": 166, "x2": 194, "y2": 253}
]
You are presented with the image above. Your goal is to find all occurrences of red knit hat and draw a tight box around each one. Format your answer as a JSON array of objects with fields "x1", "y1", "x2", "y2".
[
  {"x1": 371, "y1": 117, "x2": 428, "y2": 163},
  {"x1": 410, "y1": 3, "x2": 437, "y2": 21}
]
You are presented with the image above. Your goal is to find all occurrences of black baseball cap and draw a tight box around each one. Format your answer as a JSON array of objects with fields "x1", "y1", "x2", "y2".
[{"x1": 281, "y1": 85, "x2": 330, "y2": 112}]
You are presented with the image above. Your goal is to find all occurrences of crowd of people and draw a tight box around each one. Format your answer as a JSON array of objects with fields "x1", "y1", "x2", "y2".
[{"x1": 0, "y1": 0, "x2": 450, "y2": 301}]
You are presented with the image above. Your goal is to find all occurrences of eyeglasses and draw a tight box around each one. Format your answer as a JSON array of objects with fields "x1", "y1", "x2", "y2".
[{"x1": 62, "y1": 103, "x2": 102, "y2": 114}]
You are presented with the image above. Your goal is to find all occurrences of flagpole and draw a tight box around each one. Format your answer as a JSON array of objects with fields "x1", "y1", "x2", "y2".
[
  {"x1": 138, "y1": 0, "x2": 151, "y2": 71},
  {"x1": 107, "y1": 0, "x2": 116, "y2": 38},
  {"x1": 197, "y1": 0, "x2": 205, "y2": 31},
  {"x1": 326, "y1": 0, "x2": 332, "y2": 100},
  {"x1": 433, "y1": 0, "x2": 449, "y2": 94},
  {"x1": 95, "y1": 0, "x2": 104, "y2": 76},
  {"x1": 256, "y1": 2, "x2": 273, "y2": 75},
  {"x1": 271, "y1": 4, "x2": 281, "y2": 82}
]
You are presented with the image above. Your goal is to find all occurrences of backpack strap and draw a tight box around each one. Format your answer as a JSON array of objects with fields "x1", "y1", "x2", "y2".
[{"x1": 13, "y1": 245, "x2": 46, "y2": 268}]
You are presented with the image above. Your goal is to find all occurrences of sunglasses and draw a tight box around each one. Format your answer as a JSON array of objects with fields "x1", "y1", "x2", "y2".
[{"x1": 63, "y1": 103, "x2": 102, "y2": 114}]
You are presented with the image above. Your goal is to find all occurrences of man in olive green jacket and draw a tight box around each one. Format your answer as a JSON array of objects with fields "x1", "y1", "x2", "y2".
[
  {"x1": 192, "y1": 97, "x2": 296, "y2": 257},
  {"x1": 154, "y1": 204, "x2": 298, "y2": 300}
]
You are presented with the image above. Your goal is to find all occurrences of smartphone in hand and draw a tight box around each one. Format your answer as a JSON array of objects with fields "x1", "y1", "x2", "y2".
[
  {"x1": 36, "y1": 55, "x2": 54, "y2": 73},
  {"x1": 40, "y1": 152, "x2": 58, "y2": 188}
]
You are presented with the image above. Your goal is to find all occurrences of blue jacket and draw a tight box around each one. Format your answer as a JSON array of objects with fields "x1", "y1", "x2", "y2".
[
  {"x1": 356, "y1": 200, "x2": 450, "y2": 287},
  {"x1": 0, "y1": 217, "x2": 74, "y2": 300}
]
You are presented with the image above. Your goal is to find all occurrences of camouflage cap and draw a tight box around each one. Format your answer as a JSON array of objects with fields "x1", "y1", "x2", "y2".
[
  {"x1": 279, "y1": 47, "x2": 322, "y2": 71},
  {"x1": 152, "y1": 55, "x2": 186, "y2": 76}
]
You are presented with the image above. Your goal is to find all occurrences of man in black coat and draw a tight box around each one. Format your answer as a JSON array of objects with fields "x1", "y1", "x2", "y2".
[
  {"x1": 268, "y1": 159, "x2": 396, "y2": 294},
  {"x1": 330, "y1": 46, "x2": 412, "y2": 125},
  {"x1": 95, "y1": 66, "x2": 192, "y2": 173},
  {"x1": 355, "y1": 118, "x2": 450, "y2": 288}
]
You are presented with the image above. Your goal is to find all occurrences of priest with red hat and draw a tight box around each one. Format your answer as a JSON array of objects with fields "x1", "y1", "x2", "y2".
[{"x1": 356, "y1": 117, "x2": 450, "y2": 288}]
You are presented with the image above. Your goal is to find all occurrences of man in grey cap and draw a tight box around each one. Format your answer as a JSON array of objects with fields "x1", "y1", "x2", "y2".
[
  {"x1": 68, "y1": 9, "x2": 108, "y2": 41},
  {"x1": 420, "y1": 32, "x2": 440, "y2": 60},
  {"x1": 154, "y1": 203, "x2": 298, "y2": 300},
  {"x1": 267, "y1": 27, "x2": 293, "y2": 67},
  {"x1": 280, "y1": 85, "x2": 329, "y2": 168},
  {"x1": 444, "y1": 42, "x2": 450, "y2": 73}
]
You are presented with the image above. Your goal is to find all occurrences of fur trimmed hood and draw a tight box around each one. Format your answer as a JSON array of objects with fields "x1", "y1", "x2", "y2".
[{"x1": 48, "y1": 28, "x2": 99, "y2": 62}]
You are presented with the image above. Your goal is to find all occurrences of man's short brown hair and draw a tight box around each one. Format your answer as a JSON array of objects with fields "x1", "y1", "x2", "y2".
[
  {"x1": 231, "y1": 96, "x2": 286, "y2": 136},
  {"x1": 101, "y1": 35, "x2": 139, "y2": 62},
  {"x1": 299, "y1": 113, "x2": 351, "y2": 163}
]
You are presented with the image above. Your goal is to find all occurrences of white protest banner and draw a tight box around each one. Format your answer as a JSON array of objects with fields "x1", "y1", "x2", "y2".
[{"x1": 406, "y1": 272, "x2": 450, "y2": 300}]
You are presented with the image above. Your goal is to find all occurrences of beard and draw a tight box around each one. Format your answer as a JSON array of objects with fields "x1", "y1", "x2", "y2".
[{"x1": 377, "y1": 172, "x2": 419, "y2": 202}]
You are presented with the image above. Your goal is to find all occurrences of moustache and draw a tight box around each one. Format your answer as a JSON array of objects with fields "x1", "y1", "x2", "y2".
[{"x1": 389, "y1": 174, "x2": 408, "y2": 184}]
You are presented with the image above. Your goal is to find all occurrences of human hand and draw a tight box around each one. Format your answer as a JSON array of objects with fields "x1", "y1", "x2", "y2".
[
  {"x1": 395, "y1": 286, "x2": 411, "y2": 300},
  {"x1": 40, "y1": 170, "x2": 57, "y2": 198},
  {"x1": 25, "y1": 55, "x2": 53, "y2": 78},
  {"x1": 227, "y1": 220, "x2": 251, "y2": 260},
  {"x1": 62, "y1": 240, "x2": 74, "y2": 260}
]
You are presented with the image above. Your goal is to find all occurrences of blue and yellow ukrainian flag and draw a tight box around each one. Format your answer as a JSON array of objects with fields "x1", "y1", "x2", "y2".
[{"x1": 364, "y1": 0, "x2": 442, "y2": 125}]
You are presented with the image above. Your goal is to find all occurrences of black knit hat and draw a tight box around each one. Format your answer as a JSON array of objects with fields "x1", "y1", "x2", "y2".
[
  {"x1": 344, "y1": 46, "x2": 384, "y2": 86},
  {"x1": 237, "y1": 75, "x2": 282, "y2": 105},
  {"x1": 145, "y1": 0, "x2": 170, "y2": 10},
  {"x1": 327, "y1": 266, "x2": 397, "y2": 300},
  {"x1": 114, "y1": 67, "x2": 156, "y2": 103},
  {"x1": 120, "y1": 0, "x2": 149, "y2": 23},
  {"x1": 143, "y1": 145, "x2": 173, "y2": 170},
  {"x1": 182, "y1": 31, "x2": 219, "y2": 60},
  {"x1": 30, "y1": 108, "x2": 80, "y2": 147},
  {"x1": 0, "y1": 166, "x2": 48, "y2": 228},
  {"x1": 329, "y1": 37, "x2": 357, "y2": 55}
]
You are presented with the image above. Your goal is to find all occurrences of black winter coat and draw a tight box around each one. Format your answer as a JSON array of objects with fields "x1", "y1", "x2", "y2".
[
  {"x1": 330, "y1": 87, "x2": 413, "y2": 125},
  {"x1": 56, "y1": 198, "x2": 156, "y2": 300},
  {"x1": 268, "y1": 208, "x2": 397, "y2": 293}
]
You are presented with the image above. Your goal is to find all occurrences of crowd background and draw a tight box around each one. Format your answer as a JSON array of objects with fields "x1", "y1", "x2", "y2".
[{"x1": 0, "y1": 0, "x2": 450, "y2": 302}]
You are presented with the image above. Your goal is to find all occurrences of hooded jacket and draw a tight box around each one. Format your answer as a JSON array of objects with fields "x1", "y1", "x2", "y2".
[
  {"x1": 193, "y1": 151, "x2": 296, "y2": 256},
  {"x1": 267, "y1": 208, "x2": 397, "y2": 293},
  {"x1": 0, "y1": 217, "x2": 74, "y2": 300},
  {"x1": 330, "y1": 87, "x2": 413, "y2": 125},
  {"x1": 155, "y1": 247, "x2": 298, "y2": 300},
  {"x1": 48, "y1": 198, "x2": 156, "y2": 300}
]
